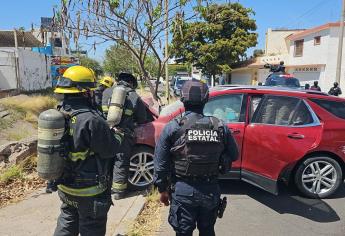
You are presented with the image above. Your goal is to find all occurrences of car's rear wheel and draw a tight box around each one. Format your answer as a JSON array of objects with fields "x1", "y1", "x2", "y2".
[
  {"x1": 128, "y1": 146, "x2": 154, "y2": 190},
  {"x1": 294, "y1": 156, "x2": 342, "y2": 198}
]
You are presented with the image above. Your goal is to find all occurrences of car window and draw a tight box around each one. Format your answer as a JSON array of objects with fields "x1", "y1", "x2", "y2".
[
  {"x1": 253, "y1": 95, "x2": 313, "y2": 126},
  {"x1": 250, "y1": 95, "x2": 263, "y2": 120},
  {"x1": 310, "y1": 98, "x2": 345, "y2": 119},
  {"x1": 203, "y1": 94, "x2": 244, "y2": 123}
]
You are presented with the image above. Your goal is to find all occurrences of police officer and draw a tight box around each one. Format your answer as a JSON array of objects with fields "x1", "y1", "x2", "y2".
[
  {"x1": 52, "y1": 66, "x2": 123, "y2": 236},
  {"x1": 102, "y1": 72, "x2": 149, "y2": 200},
  {"x1": 154, "y1": 80, "x2": 239, "y2": 236},
  {"x1": 94, "y1": 76, "x2": 114, "y2": 113},
  {"x1": 328, "y1": 82, "x2": 342, "y2": 96},
  {"x1": 310, "y1": 81, "x2": 321, "y2": 91}
]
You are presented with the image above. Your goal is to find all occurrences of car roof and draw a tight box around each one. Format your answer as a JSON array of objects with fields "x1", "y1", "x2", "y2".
[{"x1": 210, "y1": 85, "x2": 345, "y2": 101}]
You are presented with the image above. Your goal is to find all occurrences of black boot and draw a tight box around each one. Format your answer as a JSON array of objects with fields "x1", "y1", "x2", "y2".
[{"x1": 46, "y1": 181, "x2": 58, "y2": 193}]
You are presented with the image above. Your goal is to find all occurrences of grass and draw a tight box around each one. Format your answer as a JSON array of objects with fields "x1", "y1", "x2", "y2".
[
  {"x1": 6, "y1": 129, "x2": 29, "y2": 141},
  {"x1": 0, "y1": 165, "x2": 23, "y2": 184},
  {"x1": 127, "y1": 187, "x2": 163, "y2": 236},
  {"x1": 0, "y1": 95, "x2": 58, "y2": 125}
]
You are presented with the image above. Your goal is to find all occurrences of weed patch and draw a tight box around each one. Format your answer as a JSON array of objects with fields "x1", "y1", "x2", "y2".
[
  {"x1": 0, "y1": 165, "x2": 23, "y2": 184},
  {"x1": 128, "y1": 188, "x2": 162, "y2": 236}
]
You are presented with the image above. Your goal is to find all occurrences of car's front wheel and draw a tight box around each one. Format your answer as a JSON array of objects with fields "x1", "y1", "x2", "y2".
[
  {"x1": 128, "y1": 146, "x2": 155, "y2": 190},
  {"x1": 294, "y1": 156, "x2": 343, "y2": 198}
]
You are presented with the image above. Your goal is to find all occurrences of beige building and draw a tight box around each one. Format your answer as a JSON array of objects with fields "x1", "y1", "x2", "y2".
[{"x1": 265, "y1": 28, "x2": 305, "y2": 55}]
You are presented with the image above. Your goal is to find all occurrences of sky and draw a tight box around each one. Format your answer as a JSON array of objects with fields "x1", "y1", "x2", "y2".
[{"x1": 0, "y1": 0, "x2": 342, "y2": 62}]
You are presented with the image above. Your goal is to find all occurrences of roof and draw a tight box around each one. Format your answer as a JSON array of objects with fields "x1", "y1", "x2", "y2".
[
  {"x1": 0, "y1": 31, "x2": 42, "y2": 47},
  {"x1": 287, "y1": 22, "x2": 340, "y2": 41}
]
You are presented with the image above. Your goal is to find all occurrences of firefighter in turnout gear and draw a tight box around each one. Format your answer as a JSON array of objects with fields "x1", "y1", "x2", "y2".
[
  {"x1": 154, "y1": 80, "x2": 239, "y2": 236},
  {"x1": 51, "y1": 66, "x2": 123, "y2": 236},
  {"x1": 102, "y1": 72, "x2": 149, "y2": 200},
  {"x1": 94, "y1": 76, "x2": 114, "y2": 114}
]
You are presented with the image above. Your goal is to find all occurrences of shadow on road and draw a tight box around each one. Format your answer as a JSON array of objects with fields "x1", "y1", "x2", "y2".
[{"x1": 219, "y1": 180, "x2": 343, "y2": 223}]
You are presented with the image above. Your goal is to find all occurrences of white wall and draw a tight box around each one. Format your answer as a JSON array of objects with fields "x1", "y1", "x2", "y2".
[
  {"x1": 0, "y1": 48, "x2": 51, "y2": 91},
  {"x1": 0, "y1": 49, "x2": 17, "y2": 90},
  {"x1": 17, "y1": 49, "x2": 51, "y2": 91}
]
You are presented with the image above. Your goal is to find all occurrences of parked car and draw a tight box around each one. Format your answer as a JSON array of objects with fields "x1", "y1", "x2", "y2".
[
  {"x1": 265, "y1": 73, "x2": 301, "y2": 88},
  {"x1": 131, "y1": 86, "x2": 345, "y2": 198},
  {"x1": 173, "y1": 76, "x2": 193, "y2": 95}
]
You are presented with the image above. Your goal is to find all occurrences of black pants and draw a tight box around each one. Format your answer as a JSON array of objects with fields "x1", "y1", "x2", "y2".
[
  {"x1": 54, "y1": 190, "x2": 111, "y2": 236},
  {"x1": 168, "y1": 181, "x2": 220, "y2": 236},
  {"x1": 112, "y1": 135, "x2": 134, "y2": 192}
]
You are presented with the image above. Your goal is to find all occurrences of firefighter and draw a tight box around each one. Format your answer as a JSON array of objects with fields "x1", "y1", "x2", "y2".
[
  {"x1": 103, "y1": 72, "x2": 149, "y2": 200},
  {"x1": 154, "y1": 80, "x2": 239, "y2": 236},
  {"x1": 94, "y1": 76, "x2": 114, "y2": 113},
  {"x1": 51, "y1": 66, "x2": 123, "y2": 236}
]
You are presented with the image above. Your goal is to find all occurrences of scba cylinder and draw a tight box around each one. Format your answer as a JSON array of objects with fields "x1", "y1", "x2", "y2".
[
  {"x1": 37, "y1": 109, "x2": 66, "y2": 180},
  {"x1": 107, "y1": 86, "x2": 127, "y2": 127}
]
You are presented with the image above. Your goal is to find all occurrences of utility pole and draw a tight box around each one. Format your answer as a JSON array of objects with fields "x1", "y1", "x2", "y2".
[
  {"x1": 164, "y1": 0, "x2": 170, "y2": 104},
  {"x1": 336, "y1": 0, "x2": 345, "y2": 85}
]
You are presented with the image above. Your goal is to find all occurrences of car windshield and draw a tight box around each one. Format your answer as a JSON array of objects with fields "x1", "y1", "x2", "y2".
[{"x1": 266, "y1": 75, "x2": 300, "y2": 87}]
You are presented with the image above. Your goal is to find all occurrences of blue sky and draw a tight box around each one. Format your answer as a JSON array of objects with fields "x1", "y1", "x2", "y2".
[{"x1": 0, "y1": 0, "x2": 341, "y2": 61}]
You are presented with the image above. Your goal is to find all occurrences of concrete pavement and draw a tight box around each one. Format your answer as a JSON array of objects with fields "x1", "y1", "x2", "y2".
[
  {"x1": 156, "y1": 180, "x2": 345, "y2": 236},
  {"x1": 0, "y1": 188, "x2": 145, "y2": 236}
]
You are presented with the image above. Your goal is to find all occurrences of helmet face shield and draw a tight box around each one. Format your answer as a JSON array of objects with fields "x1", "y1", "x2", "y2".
[{"x1": 181, "y1": 80, "x2": 209, "y2": 105}]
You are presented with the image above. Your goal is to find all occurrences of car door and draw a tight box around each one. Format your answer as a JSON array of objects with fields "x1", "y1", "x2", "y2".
[
  {"x1": 203, "y1": 93, "x2": 247, "y2": 171},
  {"x1": 241, "y1": 95, "x2": 323, "y2": 194}
]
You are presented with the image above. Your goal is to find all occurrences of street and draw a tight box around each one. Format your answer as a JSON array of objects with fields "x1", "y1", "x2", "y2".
[{"x1": 158, "y1": 180, "x2": 345, "y2": 236}]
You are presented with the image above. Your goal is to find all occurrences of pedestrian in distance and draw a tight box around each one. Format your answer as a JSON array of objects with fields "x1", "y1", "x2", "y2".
[
  {"x1": 328, "y1": 82, "x2": 342, "y2": 96},
  {"x1": 154, "y1": 80, "x2": 239, "y2": 236},
  {"x1": 304, "y1": 83, "x2": 310, "y2": 90},
  {"x1": 310, "y1": 81, "x2": 321, "y2": 91},
  {"x1": 50, "y1": 66, "x2": 123, "y2": 236},
  {"x1": 102, "y1": 72, "x2": 149, "y2": 200}
]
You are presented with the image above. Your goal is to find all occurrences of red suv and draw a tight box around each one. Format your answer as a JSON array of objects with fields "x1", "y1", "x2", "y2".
[{"x1": 130, "y1": 86, "x2": 345, "y2": 198}]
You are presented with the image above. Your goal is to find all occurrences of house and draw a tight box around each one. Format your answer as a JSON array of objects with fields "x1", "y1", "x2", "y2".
[{"x1": 230, "y1": 22, "x2": 345, "y2": 93}]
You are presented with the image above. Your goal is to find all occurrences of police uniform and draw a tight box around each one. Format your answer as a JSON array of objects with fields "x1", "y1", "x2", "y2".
[
  {"x1": 154, "y1": 80, "x2": 238, "y2": 236},
  {"x1": 102, "y1": 76, "x2": 148, "y2": 197},
  {"x1": 328, "y1": 83, "x2": 342, "y2": 96},
  {"x1": 50, "y1": 66, "x2": 122, "y2": 236}
]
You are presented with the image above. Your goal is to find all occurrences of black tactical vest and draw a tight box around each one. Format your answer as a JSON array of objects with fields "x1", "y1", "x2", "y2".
[{"x1": 170, "y1": 113, "x2": 225, "y2": 178}]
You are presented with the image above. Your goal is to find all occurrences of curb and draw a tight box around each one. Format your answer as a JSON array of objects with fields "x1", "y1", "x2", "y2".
[{"x1": 112, "y1": 194, "x2": 146, "y2": 236}]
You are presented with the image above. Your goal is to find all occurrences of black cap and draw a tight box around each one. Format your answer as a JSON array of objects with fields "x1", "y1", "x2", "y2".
[{"x1": 181, "y1": 80, "x2": 209, "y2": 105}]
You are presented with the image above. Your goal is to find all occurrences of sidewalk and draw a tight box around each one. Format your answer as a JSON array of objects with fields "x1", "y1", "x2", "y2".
[{"x1": 0, "y1": 188, "x2": 145, "y2": 236}]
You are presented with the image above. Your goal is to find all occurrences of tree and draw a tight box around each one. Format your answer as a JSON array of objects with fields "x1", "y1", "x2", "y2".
[
  {"x1": 79, "y1": 56, "x2": 103, "y2": 77},
  {"x1": 171, "y1": 2, "x2": 257, "y2": 84},
  {"x1": 103, "y1": 44, "x2": 159, "y2": 78},
  {"x1": 253, "y1": 49, "x2": 264, "y2": 58},
  {"x1": 55, "y1": 0, "x2": 204, "y2": 100}
]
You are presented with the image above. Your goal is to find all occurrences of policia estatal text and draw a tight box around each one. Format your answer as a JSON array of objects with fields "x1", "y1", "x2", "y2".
[
  {"x1": 154, "y1": 80, "x2": 239, "y2": 236},
  {"x1": 37, "y1": 66, "x2": 123, "y2": 236}
]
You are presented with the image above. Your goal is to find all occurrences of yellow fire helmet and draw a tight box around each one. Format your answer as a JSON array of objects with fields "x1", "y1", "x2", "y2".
[
  {"x1": 99, "y1": 76, "x2": 114, "y2": 88},
  {"x1": 54, "y1": 65, "x2": 97, "y2": 94}
]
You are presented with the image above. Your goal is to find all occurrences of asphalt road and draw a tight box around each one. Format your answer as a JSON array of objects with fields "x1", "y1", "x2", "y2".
[{"x1": 158, "y1": 180, "x2": 345, "y2": 236}]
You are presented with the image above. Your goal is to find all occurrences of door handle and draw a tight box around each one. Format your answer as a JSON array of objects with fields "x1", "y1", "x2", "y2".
[
  {"x1": 287, "y1": 133, "x2": 305, "y2": 139},
  {"x1": 230, "y1": 128, "x2": 241, "y2": 134}
]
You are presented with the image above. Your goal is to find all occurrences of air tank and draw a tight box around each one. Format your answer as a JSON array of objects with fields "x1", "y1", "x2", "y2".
[
  {"x1": 37, "y1": 109, "x2": 66, "y2": 180},
  {"x1": 107, "y1": 86, "x2": 127, "y2": 127}
]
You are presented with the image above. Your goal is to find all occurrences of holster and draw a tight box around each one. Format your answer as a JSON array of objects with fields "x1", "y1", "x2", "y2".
[{"x1": 217, "y1": 196, "x2": 227, "y2": 218}]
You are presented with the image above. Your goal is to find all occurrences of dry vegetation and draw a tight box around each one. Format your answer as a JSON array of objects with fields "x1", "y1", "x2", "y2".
[
  {"x1": 0, "y1": 155, "x2": 45, "y2": 208},
  {"x1": 0, "y1": 95, "x2": 58, "y2": 126},
  {"x1": 128, "y1": 188, "x2": 163, "y2": 236}
]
